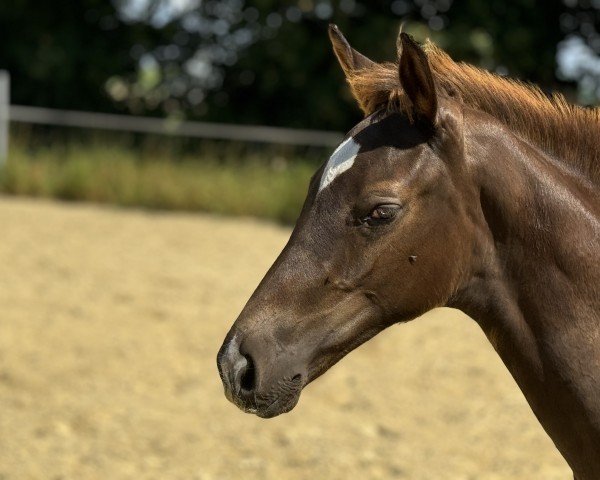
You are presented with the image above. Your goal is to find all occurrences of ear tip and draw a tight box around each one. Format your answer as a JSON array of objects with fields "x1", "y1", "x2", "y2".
[
  {"x1": 329, "y1": 24, "x2": 350, "y2": 49},
  {"x1": 400, "y1": 32, "x2": 414, "y2": 44}
]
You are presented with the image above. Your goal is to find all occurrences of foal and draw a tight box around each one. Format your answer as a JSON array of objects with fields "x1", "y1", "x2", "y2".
[{"x1": 218, "y1": 26, "x2": 600, "y2": 478}]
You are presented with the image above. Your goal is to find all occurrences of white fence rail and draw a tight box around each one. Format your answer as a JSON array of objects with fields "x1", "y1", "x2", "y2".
[{"x1": 0, "y1": 70, "x2": 344, "y2": 165}]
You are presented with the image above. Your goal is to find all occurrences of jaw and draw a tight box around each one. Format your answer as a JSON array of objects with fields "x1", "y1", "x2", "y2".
[
  {"x1": 226, "y1": 335, "x2": 371, "y2": 419},
  {"x1": 259, "y1": 326, "x2": 390, "y2": 418},
  {"x1": 222, "y1": 299, "x2": 388, "y2": 418}
]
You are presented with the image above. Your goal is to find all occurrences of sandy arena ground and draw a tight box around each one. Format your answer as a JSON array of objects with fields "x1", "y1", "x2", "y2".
[{"x1": 0, "y1": 197, "x2": 571, "y2": 479}]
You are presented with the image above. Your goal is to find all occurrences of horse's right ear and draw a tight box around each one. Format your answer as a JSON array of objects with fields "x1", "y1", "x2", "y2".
[
  {"x1": 328, "y1": 24, "x2": 375, "y2": 77},
  {"x1": 398, "y1": 32, "x2": 437, "y2": 125}
]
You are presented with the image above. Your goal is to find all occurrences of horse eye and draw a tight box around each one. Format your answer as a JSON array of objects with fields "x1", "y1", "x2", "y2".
[{"x1": 363, "y1": 204, "x2": 400, "y2": 226}]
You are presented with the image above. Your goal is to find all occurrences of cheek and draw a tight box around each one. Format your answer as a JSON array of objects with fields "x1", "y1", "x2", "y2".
[{"x1": 366, "y1": 220, "x2": 463, "y2": 315}]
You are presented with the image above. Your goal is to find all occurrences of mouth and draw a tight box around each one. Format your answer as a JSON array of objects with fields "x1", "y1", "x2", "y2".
[
  {"x1": 255, "y1": 390, "x2": 302, "y2": 418},
  {"x1": 229, "y1": 373, "x2": 304, "y2": 418}
]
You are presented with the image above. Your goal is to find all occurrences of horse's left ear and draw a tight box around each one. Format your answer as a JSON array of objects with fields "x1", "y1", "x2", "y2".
[
  {"x1": 329, "y1": 24, "x2": 376, "y2": 77},
  {"x1": 398, "y1": 33, "x2": 437, "y2": 124}
]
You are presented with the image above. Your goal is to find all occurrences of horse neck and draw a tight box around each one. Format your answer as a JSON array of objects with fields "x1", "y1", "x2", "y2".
[{"x1": 448, "y1": 112, "x2": 600, "y2": 477}]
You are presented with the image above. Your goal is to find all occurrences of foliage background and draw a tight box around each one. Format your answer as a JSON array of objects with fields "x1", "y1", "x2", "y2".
[
  {"x1": 2, "y1": 1, "x2": 600, "y2": 222},
  {"x1": 3, "y1": 0, "x2": 600, "y2": 132}
]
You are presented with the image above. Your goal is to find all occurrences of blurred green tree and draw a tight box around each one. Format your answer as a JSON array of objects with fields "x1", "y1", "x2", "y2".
[
  {"x1": 2, "y1": 0, "x2": 597, "y2": 130},
  {"x1": 196, "y1": 0, "x2": 570, "y2": 129},
  {"x1": 0, "y1": 0, "x2": 155, "y2": 112}
]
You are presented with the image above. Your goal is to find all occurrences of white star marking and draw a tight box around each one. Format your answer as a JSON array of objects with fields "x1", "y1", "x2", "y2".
[{"x1": 318, "y1": 137, "x2": 360, "y2": 193}]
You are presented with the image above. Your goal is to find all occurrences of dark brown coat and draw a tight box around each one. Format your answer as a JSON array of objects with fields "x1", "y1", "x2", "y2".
[{"x1": 218, "y1": 26, "x2": 600, "y2": 478}]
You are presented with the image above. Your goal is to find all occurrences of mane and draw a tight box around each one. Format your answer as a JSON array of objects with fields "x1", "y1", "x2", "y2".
[{"x1": 346, "y1": 42, "x2": 600, "y2": 184}]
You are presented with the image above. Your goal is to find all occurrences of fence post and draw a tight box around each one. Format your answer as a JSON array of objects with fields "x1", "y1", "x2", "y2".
[{"x1": 0, "y1": 71, "x2": 9, "y2": 164}]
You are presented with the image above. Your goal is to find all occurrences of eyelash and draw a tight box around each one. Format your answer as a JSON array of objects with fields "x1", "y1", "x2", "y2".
[{"x1": 361, "y1": 205, "x2": 401, "y2": 227}]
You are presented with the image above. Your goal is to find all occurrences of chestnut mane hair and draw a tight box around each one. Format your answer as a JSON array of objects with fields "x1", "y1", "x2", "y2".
[{"x1": 346, "y1": 42, "x2": 600, "y2": 184}]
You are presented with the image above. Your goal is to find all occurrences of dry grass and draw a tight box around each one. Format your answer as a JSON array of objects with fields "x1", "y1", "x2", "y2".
[{"x1": 0, "y1": 141, "x2": 316, "y2": 223}]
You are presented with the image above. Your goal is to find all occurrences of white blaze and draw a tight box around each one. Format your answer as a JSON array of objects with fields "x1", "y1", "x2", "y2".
[{"x1": 318, "y1": 137, "x2": 360, "y2": 193}]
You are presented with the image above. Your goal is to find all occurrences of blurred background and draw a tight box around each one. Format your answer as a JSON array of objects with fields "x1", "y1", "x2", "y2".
[{"x1": 0, "y1": 1, "x2": 597, "y2": 478}]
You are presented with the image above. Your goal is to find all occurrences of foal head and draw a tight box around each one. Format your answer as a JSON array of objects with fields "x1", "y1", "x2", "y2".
[{"x1": 217, "y1": 26, "x2": 477, "y2": 418}]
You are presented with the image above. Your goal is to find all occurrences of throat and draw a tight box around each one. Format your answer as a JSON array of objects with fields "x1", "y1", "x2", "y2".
[{"x1": 450, "y1": 121, "x2": 600, "y2": 476}]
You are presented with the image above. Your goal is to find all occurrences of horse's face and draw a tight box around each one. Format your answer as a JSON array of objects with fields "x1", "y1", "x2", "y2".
[{"x1": 217, "y1": 28, "x2": 473, "y2": 417}]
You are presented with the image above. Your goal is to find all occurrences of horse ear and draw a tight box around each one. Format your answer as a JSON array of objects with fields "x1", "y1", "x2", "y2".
[
  {"x1": 398, "y1": 33, "x2": 437, "y2": 124},
  {"x1": 328, "y1": 24, "x2": 375, "y2": 77}
]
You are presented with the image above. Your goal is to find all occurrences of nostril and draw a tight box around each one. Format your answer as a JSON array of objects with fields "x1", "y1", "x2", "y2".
[{"x1": 240, "y1": 354, "x2": 255, "y2": 392}]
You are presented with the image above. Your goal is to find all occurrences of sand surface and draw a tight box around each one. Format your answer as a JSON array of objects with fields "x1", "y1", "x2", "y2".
[{"x1": 0, "y1": 197, "x2": 571, "y2": 479}]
